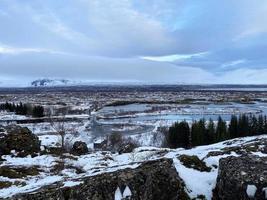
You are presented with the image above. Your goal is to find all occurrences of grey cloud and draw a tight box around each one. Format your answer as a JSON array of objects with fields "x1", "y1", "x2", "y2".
[{"x1": 0, "y1": 0, "x2": 267, "y2": 84}]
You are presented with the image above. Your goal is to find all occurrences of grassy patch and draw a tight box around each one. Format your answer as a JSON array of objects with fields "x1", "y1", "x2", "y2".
[
  {"x1": 0, "y1": 181, "x2": 12, "y2": 189},
  {"x1": 0, "y1": 166, "x2": 40, "y2": 179},
  {"x1": 178, "y1": 155, "x2": 211, "y2": 172}
]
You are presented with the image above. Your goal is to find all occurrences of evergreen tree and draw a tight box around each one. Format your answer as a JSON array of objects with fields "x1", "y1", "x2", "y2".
[
  {"x1": 167, "y1": 121, "x2": 190, "y2": 148},
  {"x1": 216, "y1": 116, "x2": 227, "y2": 142},
  {"x1": 250, "y1": 115, "x2": 258, "y2": 136},
  {"x1": 264, "y1": 115, "x2": 267, "y2": 134},
  {"x1": 192, "y1": 118, "x2": 211, "y2": 146},
  {"x1": 194, "y1": 118, "x2": 206, "y2": 146},
  {"x1": 206, "y1": 119, "x2": 215, "y2": 144},
  {"x1": 168, "y1": 122, "x2": 180, "y2": 149},
  {"x1": 228, "y1": 115, "x2": 238, "y2": 139},
  {"x1": 257, "y1": 115, "x2": 264, "y2": 135},
  {"x1": 238, "y1": 114, "x2": 249, "y2": 137},
  {"x1": 191, "y1": 120, "x2": 199, "y2": 146},
  {"x1": 32, "y1": 106, "x2": 44, "y2": 118}
]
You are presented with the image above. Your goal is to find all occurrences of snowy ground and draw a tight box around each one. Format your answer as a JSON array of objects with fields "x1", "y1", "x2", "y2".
[
  {"x1": 0, "y1": 112, "x2": 28, "y2": 120},
  {"x1": 1, "y1": 135, "x2": 267, "y2": 199}
]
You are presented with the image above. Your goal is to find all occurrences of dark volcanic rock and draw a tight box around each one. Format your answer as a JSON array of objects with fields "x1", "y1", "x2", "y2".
[
  {"x1": 118, "y1": 142, "x2": 138, "y2": 154},
  {"x1": 6, "y1": 158, "x2": 190, "y2": 200},
  {"x1": 71, "y1": 141, "x2": 89, "y2": 155},
  {"x1": 213, "y1": 155, "x2": 267, "y2": 200},
  {"x1": 0, "y1": 125, "x2": 40, "y2": 157}
]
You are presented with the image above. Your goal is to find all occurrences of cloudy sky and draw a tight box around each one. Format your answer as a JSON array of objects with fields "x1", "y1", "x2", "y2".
[{"x1": 0, "y1": 0, "x2": 267, "y2": 86}]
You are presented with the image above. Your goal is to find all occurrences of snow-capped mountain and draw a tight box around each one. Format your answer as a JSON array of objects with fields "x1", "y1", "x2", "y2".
[{"x1": 31, "y1": 79, "x2": 73, "y2": 87}]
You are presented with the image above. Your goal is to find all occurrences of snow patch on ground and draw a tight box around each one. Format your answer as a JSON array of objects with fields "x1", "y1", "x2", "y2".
[{"x1": 0, "y1": 134, "x2": 266, "y2": 199}]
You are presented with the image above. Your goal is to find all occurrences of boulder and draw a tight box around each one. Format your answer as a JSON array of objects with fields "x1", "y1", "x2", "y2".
[
  {"x1": 118, "y1": 142, "x2": 138, "y2": 154},
  {"x1": 72, "y1": 141, "x2": 89, "y2": 155},
  {"x1": 0, "y1": 125, "x2": 40, "y2": 157},
  {"x1": 6, "y1": 158, "x2": 190, "y2": 200},
  {"x1": 213, "y1": 155, "x2": 267, "y2": 200}
]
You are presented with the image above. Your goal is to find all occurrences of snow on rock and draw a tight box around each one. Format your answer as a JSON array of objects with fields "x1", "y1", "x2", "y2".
[
  {"x1": 38, "y1": 135, "x2": 60, "y2": 147},
  {"x1": 63, "y1": 181, "x2": 83, "y2": 187},
  {"x1": 172, "y1": 157, "x2": 216, "y2": 199},
  {"x1": 122, "y1": 185, "x2": 132, "y2": 198},
  {"x1": 262, "y1": 187, "x2": 267, "y2": 199},
  {"x1": 2, "y1": 154, "x2": 57, "y2": 167},
  {"x1": 0, "y1": 175, "x2": 63, "y2": 198},
  {"x1": 0, "y1": 134, "x2": 266, "y2": 199},
  {"x1": 114, "y1": 187, "x2": 123, "y2": 200},
  {"x1": 246, "y1": 185, "x2": 257, "y2": 198}
]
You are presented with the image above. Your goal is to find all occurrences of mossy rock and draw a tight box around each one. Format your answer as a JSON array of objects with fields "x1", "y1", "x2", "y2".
[
  {"x1": 206, "y1": 151, "x2": 227, "y2": 157},
  {"x1": 243, "y1": 144, "x2": 259, "y2": 152},
  {"x1": 0, "y1": 125, "x2": 41, "y2": 156},
  {"x1": 178, "y1": 155, "x2": 211, "y2": 172},
  {"x1": 46, "y1": 147, "x2": 64, "y2": 155},
  {"x1": 50, "y1": 161, "x2": 65, "y2": 174},
  {"x1": 0, "y1": 166, "x2": 40, "y2": 178},
  {"x1": 0, "y1": 181, "x2": 12, "y2": 189}
]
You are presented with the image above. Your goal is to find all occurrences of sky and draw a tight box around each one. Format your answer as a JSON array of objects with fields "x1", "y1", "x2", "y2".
[{"x1": 0, "y1": 0, "x2": 267, "y2": 86}]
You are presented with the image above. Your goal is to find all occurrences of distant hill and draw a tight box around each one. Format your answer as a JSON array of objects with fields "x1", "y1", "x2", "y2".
[{"x1": 31, "y1": 79, "x2": 72, "y2": 87}]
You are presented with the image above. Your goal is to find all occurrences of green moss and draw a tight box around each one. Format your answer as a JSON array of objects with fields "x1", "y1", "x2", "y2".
[
  {"x1": 206, "y1": 151, "x2": 227, "y2": 157},
  {"x1": 244, "y1": 145, "x2": 259, "y2": 152},
  {"x1": 46, "y1": 147, "x2": 64, "y2": 155},
  {"x1": 13, "y1": 181, "x2": 27, "y2": 187},
  {"x1": 178, "y1": 155, "x2": 211, "y2": 172},
  {"x1": 0, "y1": 181, "x2": 12, "y2": 189},
  {"x1": 0, "y1": 166, "x2": 40, "y2": 178},
  {"x1": 51, "y1": 161, "x2": 65, "y2": 174}
]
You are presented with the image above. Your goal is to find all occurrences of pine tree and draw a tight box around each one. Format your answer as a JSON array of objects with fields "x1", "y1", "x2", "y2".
[
  {"x1": 176, "y1": 121, "x2": 190, "y2": 148},
  {"x1": 216, "y1": 116, "x2": 227, "y2": 142},
  {"x1": 257, "y1": 115, "x2": 264, "y2": 135},
  {"x1": 32, "y1": 106, "x2": 44, "y2": 118},
  {"x1": 264, "y1": 116, "x2": 267, "y2": 134},
  {"x1": 250, "y1": 115, "x2": 258, "y2": 136},
  {"x1": 238, "y1": 114, "x2": 249, "y2": 137},
  {"x1": 167, "y1": 121, "x2": 190, "y2": 148},
  {"x1": 168, "y1": 122, "x2": 180, "y2": 149},
  {"x1": 206, "y1": 119, "x2": 215, "y2": 144},
  {"x1": 191, "y1": 120, "x2": 198, "y2": 146},
  {"x1": 228, "y1": 115, "x2": 238, "y2": 139},
  {"x1": 197, "y1": 118, "x2": 206, "y2": 145}
]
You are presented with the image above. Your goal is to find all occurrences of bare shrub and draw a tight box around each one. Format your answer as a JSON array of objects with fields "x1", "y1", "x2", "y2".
[
  {"x1": 108, "y1": 132, "x2": 139, "y2": 153},
  {"x1": 48, "y1": 110, "x2": 78, "y2": 153},
  {"x1": 108, "y1": 132, "x2": 123, "y2": 149}
]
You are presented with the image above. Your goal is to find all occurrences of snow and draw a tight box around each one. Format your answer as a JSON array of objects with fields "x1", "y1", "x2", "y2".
[
  {"x1": 2, "y1": 154, "x2": 57, "y2": 167},
  {"x1": 38, "y1": 135, "x2": 60, "y2": 147},
  {"x1": 63, "y1": 181, "x2": 83, "y2": 187},
  {"x1": 262, "y1": 187, "x2": 267, "y2": 199},
  {"x1": 0, "y1": 134, "x2": 266, "y2": 199},
  {"x1": 0, "y1": 112, "x2": 28, "y2": 120},
  {"x1": 172, "y1": 156, "x2": 215, "y2": 198},
  {"x1": 246, "y1": 185, "x2": 257, "y2": 198},
  {"x1": 114, "y1": 187, "x2": 123, "y2": 200},
  {"x1": 123, "y1": 185, "x2": 132, "y2": 198},
  {"x1": 0, "y1": 175, "x2": 63, "y2": 198},
  {"x1": 251, "y1": 152, "x2": 267, "y2": 157}
]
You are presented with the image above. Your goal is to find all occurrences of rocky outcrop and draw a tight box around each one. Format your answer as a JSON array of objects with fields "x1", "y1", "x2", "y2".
[
  {"x1": 213, "y1": 155, "x2": 267, "y2": 200},
  {"x1": 5, "y1": 158, "x2": 190, "y2": 200},
  {"x1": 72, "y1": 141, "x2": 89, "y2": 155},
  {"x1": 0, "y1": 125, "x2": 40, "y2": 157}
]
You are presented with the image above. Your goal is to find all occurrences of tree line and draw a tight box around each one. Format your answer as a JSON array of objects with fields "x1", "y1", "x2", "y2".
[
  {"x1": 166, "y1": 114, "x2": 267, "y2": 149},
  {"x1": 0, "y1": 102, "x2": 45, "y2": 118}
]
